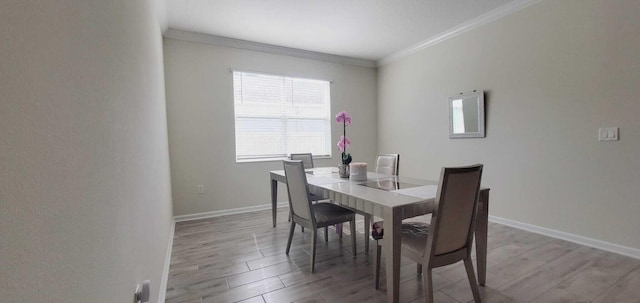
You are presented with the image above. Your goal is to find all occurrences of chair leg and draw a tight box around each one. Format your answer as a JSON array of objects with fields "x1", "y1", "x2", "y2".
[
  {"x1": 423, "y1": 269, "x2": 434, "y2": 303},
  {"x1": 417, "y1": 264, "x2": 423, "y2": 276},
  {"x1": 289, "y1": 208, "x2": 303, "y2": 233},
  {"x1": 286, "y1": 222, "x2": 296, "y2": 255},
  {"x1": 464, "y1": 256, "x2": 482, "y2": 303},
  {"x1": 310, "y1": 229, "x2": 317, "y2": 273},
  {"x1": 364, "y1": 215, "x2": 371, "y2": 253},
  {"x1": 324, "y1": 226, "x2": 329, "y2": 242},
  {"x1": 374, "y1": 242, "x2": 382, "y2": 289},
  {"x1": 350, "y1": 218, "x2": 357, "y2": 256}
]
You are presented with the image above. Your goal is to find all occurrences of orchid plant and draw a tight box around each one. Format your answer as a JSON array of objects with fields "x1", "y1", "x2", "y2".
[{"x1": 336, "y1": 111, "x2": 353, "y2": 165}]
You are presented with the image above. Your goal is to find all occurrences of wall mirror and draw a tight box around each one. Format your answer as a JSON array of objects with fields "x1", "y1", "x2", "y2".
[{"x1": 449, "y1": 90, "x2": 485, "y2": 138}]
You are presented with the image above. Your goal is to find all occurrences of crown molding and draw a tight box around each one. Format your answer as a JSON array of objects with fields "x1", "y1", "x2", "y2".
[
  {"x1": 378, "y1": 0, "x2": 542, "y2": 67},
  {"x1": 163, "y1": 29, "x2": 377, "y2": 68}
]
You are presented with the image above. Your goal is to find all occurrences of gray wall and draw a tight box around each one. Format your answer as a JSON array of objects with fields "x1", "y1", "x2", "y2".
[
  {"x1": 163, "y1": 38, "x2": 378, "y2": 216},
  {"x1": 0, "y1": 1, "x2": 174, "y2": 302},
  {"x1": 378, "y1": 0, "x2": 640, "y2": 250}
]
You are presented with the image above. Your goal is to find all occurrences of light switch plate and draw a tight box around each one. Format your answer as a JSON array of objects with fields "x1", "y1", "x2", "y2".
[{"x1": 598, "y1": 127, "x2": 618, "y2": 141}]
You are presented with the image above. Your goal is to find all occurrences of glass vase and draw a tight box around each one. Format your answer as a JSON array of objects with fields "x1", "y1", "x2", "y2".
[{"x1": 338, "y1": 163, "x2": 350, "y2": 178}]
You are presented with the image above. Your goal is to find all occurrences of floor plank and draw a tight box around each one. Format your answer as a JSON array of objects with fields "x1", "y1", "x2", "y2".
[{"x1": 165, "y1": 207, "x2": 640, "y2": 302}]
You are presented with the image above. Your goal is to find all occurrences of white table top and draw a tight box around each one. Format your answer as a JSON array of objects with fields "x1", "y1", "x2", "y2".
[{"x1": 270, "y1": 167, "x2": 439, "y2": 218}]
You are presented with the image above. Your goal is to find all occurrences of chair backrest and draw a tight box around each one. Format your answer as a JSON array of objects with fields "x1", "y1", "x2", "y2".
[
  {"x1": 283, "y1": 160, "x2": 314, "y2": 223},
  {"x1": 290, "y1": 153, "x2": 314, "y2": 169},
  {"x1": 429, "y1": 164, "x2": 483, "y2": 256},
  {"x1": 375, "y1": 154, "x2": 399, "y2": 175}
]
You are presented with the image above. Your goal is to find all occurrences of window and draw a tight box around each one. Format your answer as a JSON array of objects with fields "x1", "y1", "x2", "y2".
[{"x1": 233, "y1": 71, "x2": 332, "y2": 162}]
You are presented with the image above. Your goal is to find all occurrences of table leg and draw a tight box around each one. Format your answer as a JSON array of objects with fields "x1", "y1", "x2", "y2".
[
  {"x1": 364, "y1": 215, "x2": 371, "y2": 254},
  {"x1": 476, "y1": 189, "x2": 489, "y2": 285},
  {"x1": 271, "y1": 178, "x2": 278, "y2": 227},
  {"x1": 384, "y1": 211, "x2": 402, "y2": 303}
]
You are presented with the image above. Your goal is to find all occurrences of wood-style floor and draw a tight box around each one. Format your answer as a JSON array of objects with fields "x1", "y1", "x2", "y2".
[{"x1": 165, "y1": 207, "x2": 640, "y2": 303}]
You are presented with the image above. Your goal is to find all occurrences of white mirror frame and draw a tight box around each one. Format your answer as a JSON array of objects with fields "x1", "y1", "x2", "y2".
[{"x1": 449, "y1": 91, "x2": 485, "y2": 138}]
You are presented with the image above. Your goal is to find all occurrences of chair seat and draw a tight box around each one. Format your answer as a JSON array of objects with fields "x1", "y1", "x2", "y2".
[
  {"x1": 400, "y1": 222, "x2": 430, "y2": 256},
  {"x1": 309, "y1": 192, "x2": 327, "y2": 201},
  {"x1": 371, "y1": 218, "x2": 429, "y2": 240},
  {"x1": 313, "y1": 203, "x2": 355, "y2": 226}
]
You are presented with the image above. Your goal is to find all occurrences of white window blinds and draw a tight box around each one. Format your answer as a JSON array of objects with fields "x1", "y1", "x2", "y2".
[{"x1": 233, "y1": 71, "x2": 332, "y2": 162}]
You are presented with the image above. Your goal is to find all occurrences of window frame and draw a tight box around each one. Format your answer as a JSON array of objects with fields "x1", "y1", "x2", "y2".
[{"x1": 232, "y1": 70, "x2": 333, "y2": 163}]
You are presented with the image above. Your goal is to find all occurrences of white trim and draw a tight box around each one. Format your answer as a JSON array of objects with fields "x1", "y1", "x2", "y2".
[
  {"x1": 378, "y1": 0, "x2": 542, "y2": 66},
  {"x1": 157, "y1": 218, "x2": 175, "y2": 303},
  {"x1": 174, "y1": 202, "x2": 290, "y2": 222},
  {"x1": 489, "y1": 215, "x2": 640, "y2": 260},
  {"x1": 163, "y1": 29, "x2": 376, "y2": 68}
]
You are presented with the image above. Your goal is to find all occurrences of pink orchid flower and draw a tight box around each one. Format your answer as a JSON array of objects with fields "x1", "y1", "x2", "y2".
[
  {"x1": 337, "y1": 135, "x2": 350, "y2": 152},
  {"x1": 335, "y1": 111, "x2": 352, "y2": 126},
  {"x1": 336, "y1": 111, "x2": 353, "y2": 165}
]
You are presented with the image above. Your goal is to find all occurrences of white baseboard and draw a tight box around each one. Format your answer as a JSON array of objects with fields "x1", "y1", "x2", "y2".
[
  {"x1": 174, "y1": 202, "x2": 289, "y2": 222},
  {"x1": 157, "y1": 218, "x2": 175, "y2": 303},
  {"x1": 489, "y1": 215, "x2": 640, "y2": 260}
]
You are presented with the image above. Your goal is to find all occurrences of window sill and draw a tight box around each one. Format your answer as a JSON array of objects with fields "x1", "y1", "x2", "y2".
[{"x1": 236, "y1": 155, "x2": 331, "y2": 164}]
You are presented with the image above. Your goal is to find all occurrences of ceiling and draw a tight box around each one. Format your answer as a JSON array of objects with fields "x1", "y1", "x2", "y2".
[{"x1": 166, "y1": 0, "x2": 520, "y2": 63}]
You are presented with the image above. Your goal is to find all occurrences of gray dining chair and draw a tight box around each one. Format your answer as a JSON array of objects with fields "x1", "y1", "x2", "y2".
[
  {"x1": 288, "y1": 153, "x2": 331, "y2": 238},
  {"x1": 357, "y1": 154, "x2": 400, "y2": 253},
  {"x1": 374, "y1": 164, "x2": 484, "y2": 303},
  {"x1": 375, "y1": 153, "x2": 400, "y2": 175},
  {"x1": 283, "y1": 160, "x2": 357, "y2": 272},
  {"x1": 290, "y1": 153, "x2": 314, "y2": 169}
]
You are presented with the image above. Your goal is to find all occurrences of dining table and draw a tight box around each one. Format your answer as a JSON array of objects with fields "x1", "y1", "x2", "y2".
[{"x1": 269, "y1": 167, "x2": 490, "y2": 303}]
